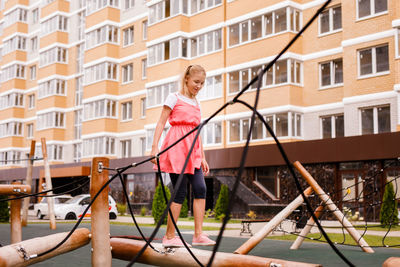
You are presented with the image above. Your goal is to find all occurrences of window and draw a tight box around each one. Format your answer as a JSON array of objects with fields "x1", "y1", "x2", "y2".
[
  {"x1": 0, "y1": 122, "x2": 23, "y2": 137},
  {"x1": 28, "y1": 94, "x2": 35, "y2": 109},
  {"x1": 201, "y1": 121, "x2": 222, "y2": 145},
  {"x1": 123, "y1": 26, "x2": 134, "y2": 46},
  {"x1": 121, "y1": 140, "x2": 132, "y2": 158},
  {"x1": 140, "y1": 97, "x2": 146, "y2": 117},
  {"x1": 0, "y1": 93, "x2": 24, "y2": 109},
  {"x1": 142, "y1": 20, "x2": 148, "y2": 40},
  {"x1": 357, "y1": 0, "x2": 387, "y2": 19},
  {"x1": 31, "y1": 37, "x2": 38, "y2": 52},
  {"x1": 228, "y1": 112, "x2": 302, "y2": 142},
  {"x1": 32, "y1": 8, "x2": 39, "y2": 24},
  {"x1": 197, "y1": 75, "x2": 222, "y2": 100},
  {"x1": 86, "y1": 0, "x2": 120, "y2": 15},
  {"x1": 37, "y1": 112, "x2": 65, "y2": 130},
  {"x1": 76, "y1": 44, "x2": 84, "y2": 73},
  {"x1": 147, "y1": 81, "x2": 178, "y2": 107},
  {"x1": 0, "y1": 151, "x2": 22, "y2": 166},
  {"x1": 189, "y1": 29, "x2": 222, "y2": 58},
  {"x1": 3, "y1": 36, "x2": 27, "y2": 55},
  {"x1": 228, "y1": 59, "x2": 302, "y2": 94},
  {"x1": 149, "y1": 0, "x2": 221, "y2": 24},
  {"x1": 4, "y1": 8, "x2": 27, "y2": 27},
  {"x1": 77, "y1": 11, "x2": 85, "y2": 40},
  {"x1": 27, "y1": 123, "x2": 34, "y2": 138},
  {"x1": 361, "y1": 105, "x2": 390, "y2": 135},
  {"x1": 73, "y1": 143, "x2": 82, "y2": 162},
  {"x1": 256, "y1": 167, "x2": 279, "y2": 199},
  {"x1": 358, "y1": 44, "x2": 389, "y2": 77},
  {"x1": 121, "y1": 101, "x2": 132, "y2": 120},
  {"x1": 320, "y1": 58, "x2": 343, "y2": 87},
  {"x1": 397, "y1": 28, "x2": 400, "y2": 58},
  {"x1": 75, "y1": 77, "x2": 83, "y2": 106},
  {"x1": 1, "y1": 65, "x2": 25, "y2": 81},
  {"x1": 86, "y1": 25, "x2": 119, "y2": 49},
  {"x1": 125, "y1": 0, "x2": 135, "y2": 9},
  {"x1": 321, "y1": 114, "x2": 344, "y2": 139},
  {"x1": 83, "y1": 99, "x2": 117, "y2": 120},
  {"x1": 74, "y1": 109, "x2": 82, "y2": 139},
  {"x1": 48, "y1": 145, "x2": 63, "y2": 161},
  {"x1": 39, "y1": 47, "x2": 67, "y2": 66},
  {"x1": 84, "y1": 62, "x2": 118, "y2": 84},
  {"x1": 41, "y1": 15, "x2": 68, "y2": 36},
  {"x1": 30, "y1": 66, "x2": 36, "y2": 80},
  {"x1": 319, "y1": 5, "x2": 342, "y2": 35},
  {"x1": 38, "y1": 79, "x2": 66, "y2": 99},
  {"x1": 141, "y1": 59, "x2": 147, "y2": 79},
  {"x1": 140, "y1": 137, "x2": 146, "y2": 156},
  {"x1": 83, "y1": 136, "x2": 115, "y2": 156},
  {"x1": 122, "y1": 63, "x2": 133, "y2": 83}
]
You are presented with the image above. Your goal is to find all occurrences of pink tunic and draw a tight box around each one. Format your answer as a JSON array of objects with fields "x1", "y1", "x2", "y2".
[{"x1": 158, "y1": 96, "x2": 202, "y2": 174}]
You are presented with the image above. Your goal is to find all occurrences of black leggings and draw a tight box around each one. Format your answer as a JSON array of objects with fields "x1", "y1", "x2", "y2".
[{"x1": 169, "y1": 168, "x2": 206, "y2": 204}]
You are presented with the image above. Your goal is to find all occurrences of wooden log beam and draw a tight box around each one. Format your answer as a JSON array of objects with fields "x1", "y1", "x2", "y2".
[
  {"x1": 383, "y1": 257, "x2": 400, "y2": 267},
  {"x1": 235, "y1": 187, "x2": 313, "y2": 255},
  {"x1": 0, "y1": 228, "x2": 90, "y2": 267},
  {"x1": 10, "y1": 182, "x2": 22, "y2": 244},
  {"x1": 41, "y1": 138, "x2": 56, "y2": 230},
  {"x1": 0, "y1": 185, "x2": 31, "y2": 195},
  {"x1": 90, "y1": 157, "x2": 111, "y2": 267},
  {"x1": 22, "y1": 140, "x2": 36, "y2": 227},
  {"x1": 110, "y1": 238, "x2": 322, "y2": 267},
  {"x1": 293, "y1": 161, "x2": 374, "y2": 253}
]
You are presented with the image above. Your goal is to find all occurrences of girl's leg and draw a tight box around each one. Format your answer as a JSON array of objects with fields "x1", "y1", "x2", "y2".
[
  {"x1": 165, "y1": 202, "x2": 182, "y2": 239},
  {"x1": 193, "y1": 198, "x2": 205, "y2": 238},
  {"x1": 190, "y1": 168, "x2": 215, "y2": 245},
  {"x1": 164, "y1": 173, "x2": 187, "y2": 240}
]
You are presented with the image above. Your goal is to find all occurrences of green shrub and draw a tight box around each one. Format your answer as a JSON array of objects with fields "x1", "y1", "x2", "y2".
[
  {"x1": 151, "y1": 183, "x2": 171, "y2": 225},
  {"x1": 380, "y1": 182, "x2": 399, "y2": 226},
  {"x1": 179, "y1": 198, "x2": 188, "y2": 218},
  {"x1": 0, "y1": 195, "x2": 9, "y2": 223},
  {"x1": 116, "y1": 203, "x2": 126, "y2": 215},
  {"x1": 140, "y1": 206, "x2": 148, "y2": 216},
  {"x1": 214, "y1": 184, "x2": 229, "y2": 220}
]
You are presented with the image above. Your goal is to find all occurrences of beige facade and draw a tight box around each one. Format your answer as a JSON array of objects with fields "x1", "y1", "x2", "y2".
[{"x1": 0, "y1": 0, "x2": 398, "y2": 169}]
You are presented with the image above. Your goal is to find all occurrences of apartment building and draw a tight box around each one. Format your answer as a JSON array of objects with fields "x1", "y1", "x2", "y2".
[{"x1": 0, "y1": 0, "x2": 399, "y2": 218}]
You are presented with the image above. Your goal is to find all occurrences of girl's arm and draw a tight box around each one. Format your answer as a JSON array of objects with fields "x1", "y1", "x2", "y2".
[
  {"x1": 150, "y1": 106, "x2": 172, "y2": 164},
  {"x1": 199, "y1": 136, "x2": 209, "y2": 175}
]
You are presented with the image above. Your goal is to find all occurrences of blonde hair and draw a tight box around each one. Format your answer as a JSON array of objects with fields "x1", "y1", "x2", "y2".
[{"x1": 180, "y1": 65, "x2": 206, "y2": 95}]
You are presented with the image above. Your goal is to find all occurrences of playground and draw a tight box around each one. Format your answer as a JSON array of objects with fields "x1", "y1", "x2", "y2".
[{"x1": 0, "y1": 219, "x2": 399, "y2": 267}]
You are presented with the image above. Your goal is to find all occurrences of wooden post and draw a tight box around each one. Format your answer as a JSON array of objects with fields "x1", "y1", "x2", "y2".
[
  {"x1": 22, "y1": 140, "x2": 36, "y2": 227},
  {"x1": 10, "y1": 182, "x2": 22, "y2": 244},
  {"x1": 290, "y1": 205, "x2": 324, "y2": 250},
  {"x1": 90, "y1": 157, "x2": 111, "y2": 267},
  {"x1": 0, "y1": 228, "x2": 90, "y2": 267},
  {"x1": 235, "y1": 187, "x2": 313, "y2": 255},
  {"x1": 293, "y1": 161, "x2": 374, "y2": 253},
  {"x1": 110, "y1": 238, "x2": 322, "y2": 267},
  {"x1": 41, "y1": 138, "x2": 56, "y2": 230}
]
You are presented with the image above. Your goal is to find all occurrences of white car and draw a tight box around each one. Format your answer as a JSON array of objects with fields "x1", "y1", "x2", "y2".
[
  {"x1": 33, "y1": 195, "x2": 73, "y2": 220},
  {"x1": 34, "y1": 194, "x2": 118, "y2": 220}
]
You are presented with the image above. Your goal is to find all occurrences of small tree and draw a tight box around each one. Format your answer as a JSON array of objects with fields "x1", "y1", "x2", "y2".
[
  {"x1": 214, "y1": 184, "x2": 229, "y2": 220},
  {"x1": 380, "y1": 182, "x2": 399, "y2": 227},
  {"x1": 0, "y1": 196, "x2": 9, "y2": 223},
  {"x1": 152, "y1": 184, "x2": 171, "y2": 225},
  {"x1": 179, "y1": 198, "x2": 189, "y2": 218}
]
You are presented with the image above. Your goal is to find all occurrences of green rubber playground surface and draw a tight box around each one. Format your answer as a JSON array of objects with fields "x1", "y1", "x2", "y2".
[{"x1": 0, "y1": 223, "x2": 398, "y2": 266}]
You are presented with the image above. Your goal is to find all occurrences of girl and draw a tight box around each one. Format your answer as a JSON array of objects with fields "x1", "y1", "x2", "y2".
[{"x1": 151, "y1": 65, "x2": 216, "y2": 247}]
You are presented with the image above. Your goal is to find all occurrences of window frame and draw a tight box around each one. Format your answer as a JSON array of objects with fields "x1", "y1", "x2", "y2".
[
  {"x1": 357, "y1": 44, "x2": 389, "y2": 79},
  {"x1": 356, "y1": 0, "x2": 388, "y2": 20}
]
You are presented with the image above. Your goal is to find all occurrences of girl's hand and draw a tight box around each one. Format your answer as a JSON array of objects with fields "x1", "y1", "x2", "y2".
[
  {"x1": 201, "y1": 158, "x2": 209, "y2": 176},
  {"x1": 150, "y1": 147, "x2": 159, "y2": 165}
]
